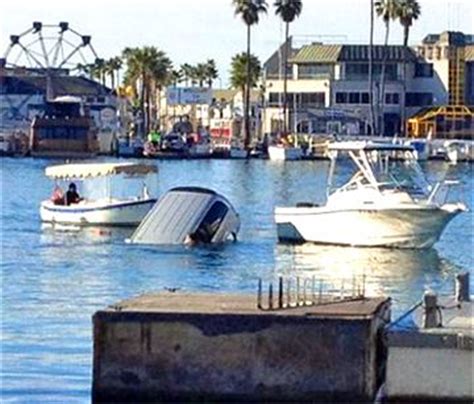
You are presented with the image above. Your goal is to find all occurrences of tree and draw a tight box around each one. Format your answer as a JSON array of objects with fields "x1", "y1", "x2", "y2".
[
  {"x1": 397, "y1": 0, "x2": 421, "y2": 135},
  {"x1": 169, "y1": 69, "x2": 183, "y2": 87},
  {"x1": 274, "y1": 0, "x2": 302, "y2": 134},
  {"x1": 107, "y1": 56, "x2": 123, "y2": 89},
  {"x1": 233, "y1": 0, "x2": 268, "y2": 151},
  {"x1": 180, "y1": 63, "x2": 194, "y2": 87},
  {"x1": 90, "y1": 58, "x2": 107, "y2": 86},
  {"x1": 122, "y1": 46, "x2": 172, "y2": 135},
  {"x1": 375, "y1": 0, "x2": 400, "y2": 135},
  {"x1": 205, "y1": 59, "x2": 219, "y2": 87},
  {"x1": 368, "y1": 0, "x2": 376, "y2": 135},
  {"x1": 230, "y1": 52, "x2": 262, "y2": 140},
  {"x1": 195, "y1": 63, "x2": 208, "y2": 87}
]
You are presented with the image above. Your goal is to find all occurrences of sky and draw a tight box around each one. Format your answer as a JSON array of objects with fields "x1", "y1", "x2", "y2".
[{"x1": 1, "y1": 0, "x2": 473, "y2": 86}]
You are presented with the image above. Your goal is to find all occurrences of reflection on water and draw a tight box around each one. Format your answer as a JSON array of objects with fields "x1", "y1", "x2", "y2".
[{"x1": 274, "y1": 243, "x2": 461, "y2": 308}]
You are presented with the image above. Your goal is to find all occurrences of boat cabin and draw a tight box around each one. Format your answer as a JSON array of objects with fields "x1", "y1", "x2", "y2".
[{"x1": 30, "y1": 96, "x2": 98, "y2": 157}]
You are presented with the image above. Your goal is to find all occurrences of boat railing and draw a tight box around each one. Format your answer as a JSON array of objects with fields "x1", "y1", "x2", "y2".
[{"x1": 427, "y1": 180, "x2": 461, "y2": 206}]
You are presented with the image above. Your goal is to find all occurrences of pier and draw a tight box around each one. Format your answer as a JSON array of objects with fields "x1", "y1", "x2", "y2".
[{"x1": 93, "y1": 292, "x2": 390, "y2": 402}]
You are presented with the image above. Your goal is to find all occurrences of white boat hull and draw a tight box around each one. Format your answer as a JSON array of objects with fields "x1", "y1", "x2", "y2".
[
  {"x1": 268, "y1": 146, "x2": 302, "y2": 161},
  {"x1": 40, "y1": 199, "x2": 157, "y2": 226},
  {"x1": 275, "y1": 205, "x2": 463, "y2": 249}
]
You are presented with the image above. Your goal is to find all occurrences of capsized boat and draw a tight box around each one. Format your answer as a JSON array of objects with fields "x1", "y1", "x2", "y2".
[
  {"x1": 275, "y1": 141, "x2": 466, "y2": 249},
  {"x1": 40, "y1": 162, "x2": 158, "y2": 226},
  {"x1": 129, "y1": 187, "x2": 240, "y2": 245}
]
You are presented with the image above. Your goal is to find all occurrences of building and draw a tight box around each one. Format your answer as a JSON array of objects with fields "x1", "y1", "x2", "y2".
[{"x1": 263, "y1": 32, "x2": 474, "y2": 137}]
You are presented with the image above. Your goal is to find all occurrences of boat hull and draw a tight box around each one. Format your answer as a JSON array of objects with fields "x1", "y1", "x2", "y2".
[
  {"x1": 275, "y1": 205, "x2": 463, "y2": 249},
  {"x1": 40, "y1": 199, "x2": 157, "y2": 226},
  {"x1": 268, "y1": 146, "x2": 302, "y2": 161}
]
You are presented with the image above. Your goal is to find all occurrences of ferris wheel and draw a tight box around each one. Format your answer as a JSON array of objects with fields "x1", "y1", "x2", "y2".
[{"x1": 2, "y1": 21, "x2": 99, "y2": 71}]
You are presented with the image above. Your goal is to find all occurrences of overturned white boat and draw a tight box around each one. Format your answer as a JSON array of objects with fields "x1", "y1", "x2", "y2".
[
  {"x1": 40, "y1": 162, "x2": 158, "y2": 226},
  {"x1": 275, "y1": 141, "x2": 466, "y2": 249},
  {"x1": 130, "y1": 187, "x2": 240, "y2": 245}
]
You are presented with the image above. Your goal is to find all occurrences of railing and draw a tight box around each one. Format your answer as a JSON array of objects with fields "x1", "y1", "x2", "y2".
[{"x1": 256, "y1": 275, "x2": 366, "y2": 311}]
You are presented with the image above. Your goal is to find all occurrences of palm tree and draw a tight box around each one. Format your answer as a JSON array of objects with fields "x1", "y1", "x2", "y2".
[
  {"x1": 274, "y1": 0, "x2": 302, "y2": 134},
  {"x1": 397, "y1": 0, "x2": 421, "y2": 135},
  {"x1": 375, "y1": 0, "x2": 400, "y2": 135},
  {"x1": 169, "y1": 69, "x2": 183, "y2": 87},
  {"x1": 90, "y1": 58, "x2": 107, "y2": 86},
  {"x1": 108, "y1": 56, "x2": 123, "y2": 89},
  {"x1": 205, "y1": 59, "x2": 219, "y2": 88},
  {"x1": 368, "y1": 0, "x2": 376, "y2": 135},
  {"x1": 195, "y1": 63, "x2": 208, "y2": 87},
  {"x1": 230, "y1": 52, "x2": 262, "y2": 140},
  {"x1": 180, "y1": 63, "x2": 194, "y2": 87},
  {"x1": 233, "y1": 0, "x2": 268, "y2": 151},
  {"x1": 122, "y1": 46, "x2": 172, "y2": 135}
]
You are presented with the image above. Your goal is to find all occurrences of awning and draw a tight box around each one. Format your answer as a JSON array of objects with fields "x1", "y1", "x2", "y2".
[{"x1": 45, "y1": 162, "x2": 158, "y2": 179}]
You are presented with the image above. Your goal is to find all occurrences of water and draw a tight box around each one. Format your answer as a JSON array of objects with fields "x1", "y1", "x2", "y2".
[{"x1": 1, "y1": 157, "x2": 473, "y2": 403}]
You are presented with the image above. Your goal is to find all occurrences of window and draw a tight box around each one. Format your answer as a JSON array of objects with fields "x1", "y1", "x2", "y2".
[
  {"x1": 345, "y1": 63, "x2": 398, "y2": 81},
  {"x1": 405, "y1": 92, "x2": 433, "y2": 107},
  {"x1": 385, "y1": 93, "x2": 400, "y2": 105},
  {"x1": 349, "y1": 92, "x2": 360, "y2": 104},
  {"x1": 336, "y1": 92, "x2": 348, "y2": 104},
  {"x1": 298, "y1": 64, "x2": 333, "y2": 79},
  {"x1": 191, "y1": 201, "x2": 229, "y2": 243},
  {"x1": 415, "y1": 63, "x2": 434, "y2": 78},
  {"x1": 361, "y1": 92, "x2": 370, "y2": 104}
]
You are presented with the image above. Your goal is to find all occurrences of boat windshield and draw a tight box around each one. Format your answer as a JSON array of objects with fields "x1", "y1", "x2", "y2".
[
  {"x1": 329, "y1": 148, "x2": 430, "y2": 199},
  {"x1": 55, "y1": 173, "x2": 158, "y2": 201},
  {"x1": 365, "y1": 149, "x2": 430, "y2": 198}
]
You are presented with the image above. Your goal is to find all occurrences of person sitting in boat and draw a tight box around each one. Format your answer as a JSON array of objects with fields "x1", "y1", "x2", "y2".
[
  {"x1": 50, "y1": 185, "x2": 64, "y2": 205},
  {"x1": 65, "y1": 182, "x2": 82, "y2": 205}
]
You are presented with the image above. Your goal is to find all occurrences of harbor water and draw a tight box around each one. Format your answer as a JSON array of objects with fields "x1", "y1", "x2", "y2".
[{"x1": 1, "y1": 157, "x2": 473, "y2": 403}]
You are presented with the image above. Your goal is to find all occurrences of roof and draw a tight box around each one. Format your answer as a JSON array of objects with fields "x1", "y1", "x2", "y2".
[
  {"x1": 263, "y1": 36, "x2": 297, "y2": 78},
  {"x1": 291, "y1": 44, "x2": 342, "y2": 64},
  {"x1": 0, "y1": 74, "x2": 112, "y2": 96},
  {"x1": 290, "y1": 44, "x2": 417, "y2": 64},
  {"x1": 422, "y1": 31, "x2": 474, "y2": 46},
  {"x1": 328, "y1": 141, "x2": 414, "y2": 152},
  {"x1": 45, "y1": 162, "x2": 158, "y2": 179}
]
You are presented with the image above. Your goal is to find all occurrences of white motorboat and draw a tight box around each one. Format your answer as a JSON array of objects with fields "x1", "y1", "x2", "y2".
[
  {"x1": 444, "y1": 140, "x2": 474, "y2": 163},
  {"x1": 275, "y1": 141, "x2": 466, "y2": 249},
  {"x1": 268, "y1": 145, "x2": 303, "y2": 161},
  {"x1": 130, "y1": 187, "x2": 240, "y2": 245},
  {"x1": 40, "y1": 162, "x2": 158, "y2": 226}
]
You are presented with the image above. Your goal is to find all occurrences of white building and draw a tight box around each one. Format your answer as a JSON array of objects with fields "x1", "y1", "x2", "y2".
[{"x1": 263, "y1": 32, "x2": 474, "y2": 137}]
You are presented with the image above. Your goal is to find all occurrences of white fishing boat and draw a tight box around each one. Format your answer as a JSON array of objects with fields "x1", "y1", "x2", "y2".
[
  {"x1": 130, "y1": 187, "x2": 240, "y2": 245},
  {"x1": 275, "y1": 141, "x2": 466, "y2": 249},
  {"x1": 40, "y1": 162, "x2": 158, "y2": 226},
  {"x1": 268, "y1": 145, "x2": 303, "y2": 161}
]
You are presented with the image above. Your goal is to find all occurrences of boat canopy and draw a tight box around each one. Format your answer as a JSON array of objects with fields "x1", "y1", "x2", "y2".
[
  {"x1": 45, "y1": 162, "x2": 158, "y2": 179},
  {"x1": 328, "y1": 141, "x2": 414, "y2": 152}
]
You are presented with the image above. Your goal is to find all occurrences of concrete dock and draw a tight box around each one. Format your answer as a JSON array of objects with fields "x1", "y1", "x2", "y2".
[
  {"x1": 386, "y1": 297, "x2": 473, "y2": 402},
  {"x1": 93, "y1": 292, "x2": 390, "y2": 402}
]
